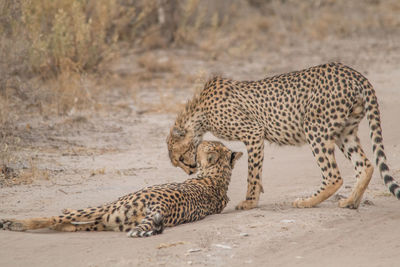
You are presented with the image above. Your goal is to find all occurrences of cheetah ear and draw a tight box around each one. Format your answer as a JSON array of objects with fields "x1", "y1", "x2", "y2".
[
  {"x1": 207, "y1": 152, "x2": 219, "y2": 165},
  {"x1": 172, "y1": 127, "x2": 186, "y2": 138},
  {"x1": 229, "y1": 152, "x2": 243, "y2": 168}
]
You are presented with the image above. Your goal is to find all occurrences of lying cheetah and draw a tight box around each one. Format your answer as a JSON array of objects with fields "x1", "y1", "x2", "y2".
[
  {"x1": 167, "y1": 62, "x2": 399, "y2": 210},
  {"x1": 1, "y1": 141, "x2": 242, "y2": 237}
]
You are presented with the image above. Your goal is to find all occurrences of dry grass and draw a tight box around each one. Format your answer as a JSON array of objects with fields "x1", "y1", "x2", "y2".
[
  {"x1": 137, "y1": 54, "x2": 177, "y2": 74},
  {"x1": 0, "y1": 0, "x2": 238, "y2": 116},
  {"x1": 2, "y1": 0, "x2": 126, "y2": 78},
  {"x1": 0, "y1": 137, "x2": 49, "y2": 187},
  {"x1": 0, "y1": 0, "x2": 122, "y2": 116},
  {"x1": 0, "y1": 164, "x2": 50, "y2": 187},
  {"x1": 194, "y1": 0, "x2": 400, "y2": 57},
  {"x1": 1, "y1": 0, "x2": 399, "y2": 116},
  {"x1": 2, "y1": 0, "x2": 399, "y2": 76},
  {"x1": 4, "y1": 0, "x2": 398, "y2": 117},
  {"x1": 0, "y1": 135, "x2": 21, "y2": 171},
  {"x1": 0, "y1": 0, "x2": 234, "y2": 79}
]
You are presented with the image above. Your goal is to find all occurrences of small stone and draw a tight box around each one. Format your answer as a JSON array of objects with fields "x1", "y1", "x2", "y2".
[
  {"x1": 157, "y1": 241, "x2": 186, "y2": 249},
  {"x1": 363, "y1": 199, "x2": 374, "y2": 206},
  {"x1": 213, "y1": 244, "x2": 232, "y2": 249},
  {"x1": 280, "y1": 219, "x2": 295, "y2": 223},
  {"x1": 187, "y1": 248, "x2": 201, "y2": 253}
]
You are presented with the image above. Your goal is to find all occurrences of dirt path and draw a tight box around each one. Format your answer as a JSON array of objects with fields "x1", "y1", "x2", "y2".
[{"x1": 1, "y1": 58, "x2": 400, "y2": 266}]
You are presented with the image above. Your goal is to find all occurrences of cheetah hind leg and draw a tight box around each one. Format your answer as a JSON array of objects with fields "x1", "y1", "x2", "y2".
[
  {"x1": 336, "y1": 132, "x2": 373, "y2": 209},
  {"x1": 293, "y1": 141, "x2": 343, "y2": 208},
  {"x1": 127, "y1": 212, "x2": 164, "y2": 238}
]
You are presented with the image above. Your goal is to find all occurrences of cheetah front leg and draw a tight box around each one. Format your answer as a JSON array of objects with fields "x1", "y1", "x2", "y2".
[{"x1": 236, "y1": 137, "x2": 265, "y2": 210}]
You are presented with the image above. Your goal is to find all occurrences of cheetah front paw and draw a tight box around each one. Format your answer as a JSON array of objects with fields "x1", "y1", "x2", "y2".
[
  {"x1": 0, "y1": 219, "x2": 25, "y2": 231},
  {"x1": 235, "y1": 200, "x2": 258, "y2": 210}
]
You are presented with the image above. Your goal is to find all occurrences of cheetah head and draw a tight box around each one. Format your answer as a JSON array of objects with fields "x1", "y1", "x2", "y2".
[
  {"x1": 196, "y1": 141, "x2": 243, "y2": 171},
  {"x1": 167, "y1": 127, "x2": 200, "y2": 175}
]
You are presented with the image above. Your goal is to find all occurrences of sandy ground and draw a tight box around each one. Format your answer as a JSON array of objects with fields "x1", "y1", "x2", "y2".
[{"x1": 1, "y1": 47, "x2": 400, "y2": 266}]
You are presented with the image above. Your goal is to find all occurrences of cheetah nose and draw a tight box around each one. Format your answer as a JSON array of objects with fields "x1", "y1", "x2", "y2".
[{"x1": 189, "y1": 170, "x2": 194, "y2": 175}]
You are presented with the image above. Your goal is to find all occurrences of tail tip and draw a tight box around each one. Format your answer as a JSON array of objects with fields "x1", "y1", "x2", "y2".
[{"x1": 384, "y1": 175, "x2": 400, "y2": 199}]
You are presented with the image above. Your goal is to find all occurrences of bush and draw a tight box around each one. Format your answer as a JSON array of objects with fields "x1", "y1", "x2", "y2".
[
  {"x1": 0, "y1": 0, "x2": 238, "y2": 79},
  {"x1": 1, "y1": 0, "x2": 123, "y2": 78}
]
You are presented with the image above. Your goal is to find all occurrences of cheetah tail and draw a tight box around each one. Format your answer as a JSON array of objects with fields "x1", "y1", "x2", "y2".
[
  {"x1": 152, "y1": 213, "x2": 165, "y2": 235},
  {"x1": 61, "y1": 206, "x2": 108, "y2": 224},
  {"x1": 1, "y1": 206, "x2": 109, "y2": 231},
  {"x1": 361, "y1": 79, "x2": 400, "y2": 199}
]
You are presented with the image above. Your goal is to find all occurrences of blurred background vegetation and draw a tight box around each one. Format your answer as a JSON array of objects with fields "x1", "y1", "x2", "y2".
[{"x1": 1, "y1": 0, "x2": 400, "y2": 117}]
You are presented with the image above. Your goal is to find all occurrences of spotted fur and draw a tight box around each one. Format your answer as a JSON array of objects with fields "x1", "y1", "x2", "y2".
[
  {"x1": 0, "y1": 141, "x2": 242, "y2": 237},
  {"x1": 167, "y1": 62, "x2": 399, "y2": 210}
]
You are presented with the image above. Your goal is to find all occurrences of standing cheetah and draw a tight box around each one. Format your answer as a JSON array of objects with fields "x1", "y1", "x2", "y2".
[
  {"x1": 1, "y1": 141, "x2": 242, "y2": 237},
  {"x1": 167, "y1": 62, "x2": 399, "y2": 210}
]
